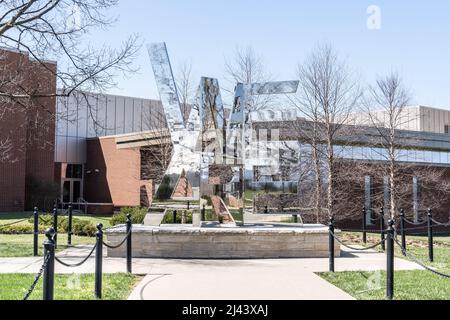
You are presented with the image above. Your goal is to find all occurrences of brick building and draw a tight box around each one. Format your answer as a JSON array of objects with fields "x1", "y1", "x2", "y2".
[{"x1": 0, "y1": 48, "x2": 56, "y2": 212}]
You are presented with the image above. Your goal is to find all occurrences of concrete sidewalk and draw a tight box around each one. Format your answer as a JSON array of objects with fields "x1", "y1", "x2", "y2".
[
  {"x1": 0, "y1": 246, "x2": 421, "y2": 300},
  {"x1": 127, "y1": 249, "x2": 421, "y2": 300}
]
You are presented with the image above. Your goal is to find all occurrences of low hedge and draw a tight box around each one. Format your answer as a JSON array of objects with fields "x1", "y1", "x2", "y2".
[
  {"x1": 1, "y1": 215, "x2": 97, "y2": 237},
  {"x1": 0, "y1": 224, "x2": 44, "y2": 234},
  {"x1": 110, "y1": 207, "x2": 147, "y2": 226},
  {"x1": 162, "y1": 210, "x2": 193, "y2": 224},
  {"x1": 28, "y1": 215, "x2": 97, "y2": 237}
]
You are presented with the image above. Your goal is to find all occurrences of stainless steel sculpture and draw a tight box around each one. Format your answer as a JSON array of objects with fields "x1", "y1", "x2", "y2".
[
  {"x1": 227, "y1": 80, "x2": 299, "y2": 194},
  {"x1": 148, "y1": 43, "x2": 201, "y2": 202},
  {"x1": 148, "y1": 42, "x2": 300, "y2": 217},
  {"x1": 148, "y1": 43, "x2": 185, "y2": 132}
]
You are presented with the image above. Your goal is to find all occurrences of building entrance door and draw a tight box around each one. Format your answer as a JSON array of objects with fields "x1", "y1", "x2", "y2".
[
  {"x1": 61, "y1": 164, "x2": 84, "y2": 205},
  {"x1": 62, "y1": 179, "x2": 83, "y2": 204}
]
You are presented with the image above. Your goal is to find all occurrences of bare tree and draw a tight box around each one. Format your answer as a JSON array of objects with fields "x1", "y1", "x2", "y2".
[
  {"x1": 176, "y1": 60, "x2": 194, "y2": 122},
  {"x1": 361, "y1": 72, "x2": 450, "y2": 220},
  {"x1": 365, "y1": 73, "x2": 411, "y2": 219},
  {"x1": 0, "y1": 0, "x2": 140, "y2": 160},
  {"x1": 224, "y1": 46, "x2": 273, "y2": 112},
  {"x1": 140, "y1": 104, "x2": 173, "y2": 190},
  {"x1": 0, "y1": 138, "x2": 13, "y2": 162},
  {"x1": 289, "y1": 44, "x2": 361, "y2": 221}
]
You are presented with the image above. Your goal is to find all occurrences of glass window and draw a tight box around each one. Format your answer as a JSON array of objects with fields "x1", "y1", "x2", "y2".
[{"x1": 65, "y1": 164, "x2": 83, "y2": 179}]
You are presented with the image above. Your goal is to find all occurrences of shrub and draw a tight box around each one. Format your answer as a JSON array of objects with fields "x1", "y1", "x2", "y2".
[
  {"x1": 162, "y1": 210, "x2": 193, "y2": 224},
  {"x1": 70, "y1": 220, "x2": 97, "y2": 237},
  {"x1": 25, "y1": 176, "x2": 60, "y2": 211},
  {"x1": 0, "y1": 224, "x2": 37, "y2": 234},
  {"x1": 27, "y1": 214, "x2": 97, "y2": 237},
  {"x1": 110, "y1": 207, "x2": 147, "y2": 226}
]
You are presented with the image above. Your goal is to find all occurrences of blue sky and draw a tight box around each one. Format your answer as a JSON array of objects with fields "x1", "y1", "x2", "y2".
[{"x1": 90, "y1": 0, "x2": 450, "y2": 108}]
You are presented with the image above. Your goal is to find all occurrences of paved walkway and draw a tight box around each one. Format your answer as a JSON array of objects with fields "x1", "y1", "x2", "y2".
[{"x1": 0, "y1": 246, "x2": 422, "y2": 300}]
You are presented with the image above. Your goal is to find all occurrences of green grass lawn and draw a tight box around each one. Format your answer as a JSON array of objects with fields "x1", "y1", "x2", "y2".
[
  {"x1": 0, "y1": 273, "x2": 141, "y2": 300},
  {"x1": 0, "y1": 212, "x2": 113, "y2": 228},
  {"x1": 320, "y1": 232, "x2": 450, "y2": 300},
  {"x1": 321, "y1": 269, "x2": 450, "y2": 300},
  {"x1": 0, "y1": 212, "x2": 111, "y2": 258},
  {"x1": 0, "y1": 234, "x2": 95, "y2": 257}
]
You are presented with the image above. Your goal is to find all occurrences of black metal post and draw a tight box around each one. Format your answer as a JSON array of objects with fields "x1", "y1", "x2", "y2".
[
  {"x1": 201, "y1": 205, "x2": 206, "y2": 221},
  {"x1": 329, "y1": 218, "x2": 335, "y2": 273},
  {"x1": 400, "y1": 209, "x2": 406, "y2": 252},
  {"x1": 187, "y1": 201, "x2": 190, "y2": 210},
  {"x1": 380, "y1": 208, "x2": 385, "y2": 251},
  {"x1": 362, "y1": 207, "x2": 367, "y2": 244},
  {"x1": 33, "y1": 207, "x2": 39, "y2": 257},
  {"x1": 68, "y1": 204, "x2": 73, "y2": 246},
  {"x1": 173, "y1": 210, "x2": 177, "y2": 224},
  {"x1": 126, "y1": 214, "x2": 132, "y2": 274},
  {"x1": 95, "y1": 224, "x2": 103, "y2": 299},
  {"x1": 43, "y1": 228, "x2": 56, "y2": 301},
  {"x1": 386, "y1": 219, "x2": 395, "y2": 300},
  {"x1": 427, "y1": 208, "x2": 434, "y2": 263},
  {"x1": 52, "y1": 205, "x2": 58, "y2": 249},
  {"x1": 264, "y1": 206, "x2": 269, "y2": 214}
]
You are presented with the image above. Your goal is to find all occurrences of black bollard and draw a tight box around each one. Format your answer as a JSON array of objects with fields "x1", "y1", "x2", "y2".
[
  {"x1": 173, "y1": 210, "x2": 177, "y2": 224},
  {"x1": 68, "y1": 204, "x2": 73, "y2": 246},
  {"x1": 362, "y1": 207, "x2": 367, "y2": 244},
  {"x1": 187, "y1": 201, "x2": 190, "y2": 210},
  {"x1": 33, "y1": 207, "x2": 39, "y2": 257},
  {"x1": 126, "y1": 214, "x2": 132, "y2": 274},
  {"x1": 43, "y1": 228, "x2": 56, "y2": 301},
  {"x1": 95, "y1": 224, "x2": 103, "y2": 299},
  {"x1": 400, "y1": 209, "x2": 406, "y2": 252},
  {"x1": 329, "y1": 217, "x2": 335, "y2": 273},
  {"x1": 386, "y1": 219, "x2": 395, "y2": 300},
  {"x1": 380, "y1": 208, "x2": 385, "y2": 251},
  {"x1": 201, "y1": 205, "x2": 206, "y2": 222},
  {"x1": 427, "y1": 208, "x2": 434, "y2": 263},
  {"x1": 52, "y1": 205, "x2": 58, "y2": 249}
]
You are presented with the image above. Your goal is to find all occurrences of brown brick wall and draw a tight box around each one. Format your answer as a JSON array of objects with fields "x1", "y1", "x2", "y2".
[
  {"x1": 85, "y1": 137, "x2": 143, "y2": 207},
  {"x1": 0, "y1": 49, "x2": 56, "y2": 212}
]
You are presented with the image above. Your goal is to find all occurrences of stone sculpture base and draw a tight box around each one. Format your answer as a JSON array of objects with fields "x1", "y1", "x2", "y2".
[{"x1": 105, "y1": 224, "x2": 341, "y2": 259}]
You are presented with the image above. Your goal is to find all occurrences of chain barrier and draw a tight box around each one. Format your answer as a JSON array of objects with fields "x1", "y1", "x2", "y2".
[
  {"x1": 39, "y1": 216, "x2": 52, "y2": 224},
  {"x1": 400, "y1": 221, "x2": 450, "y2": 232},
  {"x1": 102, "y1": 228, "x2": 131, "y2": 249},
  {"x1": 54, "y1": 243, "x2": 97, "y2": 268},
  {"x1": 0, "y1": 218, "x2": 30, "y2": 230},
  {"x1": 23, "y1": 254, "x2": 50, "y2": 300},
  {"x1": 403, "y1": 218, "x2": 427, "y2": 226},
  {"x1": 340, "y1": 228, "x2": 381, "y2": 233},
  {"x1": 0, "y1": 231, "x2": 34, "y2": 235},
  {"x1": 392, "y1": 236, "x2": 450, "y2": 279},
  {"x1": 330, "y1": 230, "x2": 386, "y2": 251},
  {"x1": 431, "y1": 218, "x2": 450, "y2": 227}
]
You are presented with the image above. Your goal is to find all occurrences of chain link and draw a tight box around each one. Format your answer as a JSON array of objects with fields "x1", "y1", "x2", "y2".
[
  {"x1": 0, "y1": 218, "x2": 30, "y2": 230},
  {"x1": 430, "y1": 218, "x2": 450, "y2": 227},
  {"x1": 102, "y1": 228, "x2": 132, "y2": 249},
  {"x1": 23, "y1": 254, "x2": 50, "y2": 300},
  {"x1": 54, "y1": 243, "x2": 97, "y2": 268},
  {"x1": 330, "y1": 230, "x2": 386, "y2": 251},
  {"x1": 402, "y1": 218, "x2": 427, "y2": 226},
  {"x1": 393, "y1": 237, "x2": 450, "y2": 279}
]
